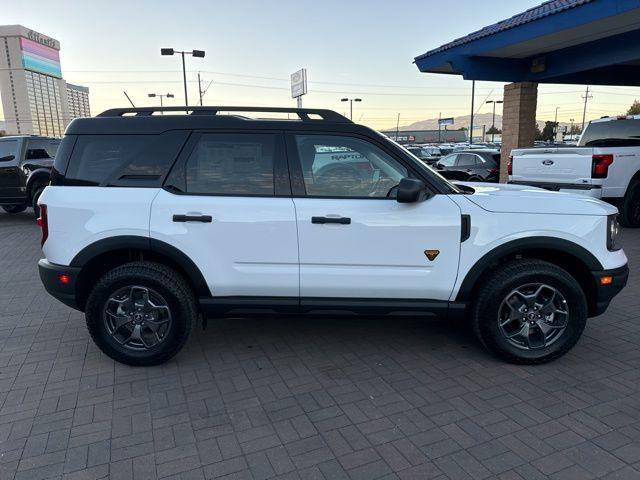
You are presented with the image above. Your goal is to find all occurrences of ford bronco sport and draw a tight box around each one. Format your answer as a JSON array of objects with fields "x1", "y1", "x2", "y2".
[{"x1": 37, "y1": 107, "x2": 628, "y2": 366}]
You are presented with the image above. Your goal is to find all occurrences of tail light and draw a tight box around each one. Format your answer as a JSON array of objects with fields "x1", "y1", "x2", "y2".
[
  {"x1": 507, "y1": 155, "x2": 513, "y2": 175},
  {"x1": 592, "y1": 154, "x2": 613, "y2": 178},
  {"x1": 37, "y1": 204, "x2": 48, "y2": 247}
]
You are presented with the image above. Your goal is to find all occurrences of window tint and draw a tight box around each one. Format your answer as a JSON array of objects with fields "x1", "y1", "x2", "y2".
[
  {"x1": 456, "y1": 154, "x2": 477, "y2": 166},
  {"x1": 439, "y1": 154, "x2": 457, "y2": 167},
  {"x1": 0, "y1": 140, "x2": 18, "y2": 160},
  {"x1": 25, "y1": 138, "x2": 60, "y2": 160},
  {"x1": 579, "y1": 119, "x2": 640, "y2": 147},
  {"x1": 295, "y1": 135, "x2": 408, "y2": 198},
  {"x1": 185, "y1": 133, "x2": 275, "y2": 196},
  {"x1": 64, "y1": 132, "x2": 187, "y2": 187}
]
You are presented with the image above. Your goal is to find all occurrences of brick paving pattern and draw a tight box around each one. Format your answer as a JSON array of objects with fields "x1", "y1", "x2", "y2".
[{"x1": 0, "y1": 209, "x2": 639, "y2": 479}]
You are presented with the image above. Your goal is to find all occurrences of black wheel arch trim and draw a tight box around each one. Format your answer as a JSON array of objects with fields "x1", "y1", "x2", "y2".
[
  {"x1": 26, "y1": 168, "x2": 52, "y2": 197},
  {"x1": 69, "y1": 235, "x2": 210, "y2": 297},
  {"x1": 456, "y1": 236, "x2": 604, "y2": 302}
]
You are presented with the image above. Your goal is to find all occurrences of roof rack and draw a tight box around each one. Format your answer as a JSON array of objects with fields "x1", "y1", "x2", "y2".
[{"x1": 97, "y1": 106, "x2": 351, "y2": 123}]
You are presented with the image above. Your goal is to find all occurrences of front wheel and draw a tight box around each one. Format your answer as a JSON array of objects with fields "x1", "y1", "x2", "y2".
[
  {"x1": 472, "y1": 259, "x2": 587, "y2": 364},
  {"x1": 2, "y1": 205, "x2": 27, "y2": 214},
  {"x1": 85, "y1": 261, "x2": 197, "y2": 366}
]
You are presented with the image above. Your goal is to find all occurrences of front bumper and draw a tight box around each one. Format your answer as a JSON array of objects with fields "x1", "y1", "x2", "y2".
[
  {"x1": 591, "y1": 264, "x2": 629, "y2": 316},
  {"x1": 38, "y1": 259, "x2": 81, "y2": 310}
]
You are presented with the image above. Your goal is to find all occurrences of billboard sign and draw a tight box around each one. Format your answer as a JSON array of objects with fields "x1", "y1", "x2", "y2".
[
  {"x1": 291, "y1": 68, "x2": 307, "y2": 98},
  {"x1": 438, "y1": 117, "x2": 454, "y2": 126},
  {"x1": 20, "y1": 37, "x2": 62, "y2": 78}
]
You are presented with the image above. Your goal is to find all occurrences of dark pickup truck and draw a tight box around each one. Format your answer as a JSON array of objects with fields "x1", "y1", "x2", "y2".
[{"x1": 0, "y1": 136, "x2": 60, "y2": 216}]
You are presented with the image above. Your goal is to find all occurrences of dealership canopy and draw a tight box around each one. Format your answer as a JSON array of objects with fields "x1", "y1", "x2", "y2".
[{"x1": 414, "y1": 0, "x2": 640, "y2": 86}]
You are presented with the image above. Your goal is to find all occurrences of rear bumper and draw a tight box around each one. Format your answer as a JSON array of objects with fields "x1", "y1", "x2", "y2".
[
  {"x1": 591, "y1": 264, "x2": 629, "y2": 316},
  {"x1": 38, "y1": 259, "x2": 81, "y2": 311},
  {"x1": 509, "y1": 181, "x2": 602, "y2": 198}
]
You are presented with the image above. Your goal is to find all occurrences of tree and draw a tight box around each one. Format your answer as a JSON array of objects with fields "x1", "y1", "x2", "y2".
[
  {"x1": 627, "y1": 100, "x2": 640, "y2": 115},
  {"x1": 486, "y1": 126, "x2": 502, "y2": 134},
  {"x1": 538, "y1": 121, "x2": 558, "y2": 142},
  {"x1": 0, "y1": 130, "x2": 5, "y2": 137},
  {"x1": 569, "y1": 124, "x2": 582, "y2": 135}
]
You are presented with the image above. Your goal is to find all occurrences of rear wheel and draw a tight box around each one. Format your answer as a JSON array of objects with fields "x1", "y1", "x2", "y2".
[
  {"x1": 472, "y1": 259, "x2": 587, "y2": 364},
  {"x1": 85, "y1": 261, "x2": 196, "y2": 366},
  {"x1": 31, "y1": 184, "x2": 47, "y2": 218},
  {"x1": 2, "y1": 205, "x2": 27, "y2": 214},
  {"x1": 620, "y1": 180, "x2": 640, "y2": 227}
]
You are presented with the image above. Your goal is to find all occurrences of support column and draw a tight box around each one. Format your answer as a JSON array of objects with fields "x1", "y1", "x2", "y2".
[{"x1": 499, "y1": 82, "x2": 538, "y2": 182}]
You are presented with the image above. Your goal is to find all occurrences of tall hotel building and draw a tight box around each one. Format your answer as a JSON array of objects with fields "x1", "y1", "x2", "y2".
[{"x1": 0, "y1": 25, "x2": 90, "y2": 136}]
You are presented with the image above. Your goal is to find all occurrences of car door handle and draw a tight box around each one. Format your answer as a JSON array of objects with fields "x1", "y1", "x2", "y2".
[
  {"x1": 311, "y1": 216, "x2": 351, "y2": 225},
  {"x1": 172, "y1": 214, "x2": 212, "y2": 223}
]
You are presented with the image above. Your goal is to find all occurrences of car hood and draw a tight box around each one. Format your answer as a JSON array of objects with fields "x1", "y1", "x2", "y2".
[{"x1": 456, "y1": 182, "x2": 618, "y2": 216}]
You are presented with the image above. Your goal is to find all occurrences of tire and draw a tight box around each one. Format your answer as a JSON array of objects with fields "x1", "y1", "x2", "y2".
[
  {"x1": 471, "y1": 259, "x2": 587, "y2": 364},
  {"x1": 31, "y1": 185, "x2": 46, "y2": 218},
  {"x1": 85, "y1": 261, "x2": 197, "y2": 366},
  {"x1": 467, "y1": 176, "x2": 483, "y2": 182},
  {"x1": 2, "y1": 205, "x2": 27, "y2": 214},
  {"x1": 620, "y1": 180, "x2": 640, "y2": 228}
]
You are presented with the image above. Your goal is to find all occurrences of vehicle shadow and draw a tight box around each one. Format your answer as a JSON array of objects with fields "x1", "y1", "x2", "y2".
[{"x1": 185, "y1": 314, "x2": 486, "y2": 368}]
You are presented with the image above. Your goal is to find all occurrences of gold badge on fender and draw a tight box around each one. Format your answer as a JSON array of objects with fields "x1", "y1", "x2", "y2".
[{"x1": 424, "y1": 250, "x2": 440, "y2": 261}]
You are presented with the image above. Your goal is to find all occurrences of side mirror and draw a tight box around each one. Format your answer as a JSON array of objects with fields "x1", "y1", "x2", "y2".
[
  {"x1": 0, "y1": 155, "x2": 15, "y2": 162},
  {"x1": 435, "y1": 163, "x2": 444, "y2": 170},
  {"x1": 396, "y1": 177, "x2": 428, "y2": 203}
]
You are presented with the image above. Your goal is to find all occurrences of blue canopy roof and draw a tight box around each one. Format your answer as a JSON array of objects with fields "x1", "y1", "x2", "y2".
[{"x1": 414, "y1": 0, "x2": 640, "y2": 86}]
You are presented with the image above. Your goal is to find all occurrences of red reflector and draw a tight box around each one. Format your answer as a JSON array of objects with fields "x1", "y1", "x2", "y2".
[
  {"x1": 58, "y1": 274, "x2": 71, "y2": 284},
  {"x1": 592, "y1": 154, "x2": 614, "y2": 178},
  {"x1": 38, "y1": 204, "x2": 48, "y2": 247},
  {"x1": 488, "y1": 168, "x2": 499, "y2": 174},
  {"x1": 507, "y1": 155, "x2": 513, "y2": 175}
]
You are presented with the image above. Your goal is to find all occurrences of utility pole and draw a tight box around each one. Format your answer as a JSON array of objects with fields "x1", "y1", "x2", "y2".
[
  {"x1": 198, "y1": 73, "x2": 203, "y2": 106},
  {"x1": 395, "y1": 113, "x2": 401, "y2": 141},
  {"x1": 486, "y1": 100, "x2": 503, "y2": 142},
  {"x1": 581, "y1": 86, "x2": 593, "y2": 132},
  {"x1": 469, "y1": 80, "x2": 475, "y2": 145},
  {"x1": 438, "y1": 112, "x2": 441, "y2": 143}
]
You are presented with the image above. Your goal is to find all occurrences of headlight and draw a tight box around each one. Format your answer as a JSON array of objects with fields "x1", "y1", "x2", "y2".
[{"x1": 607, "y1": 214, "x2": 621, "y2": 251}]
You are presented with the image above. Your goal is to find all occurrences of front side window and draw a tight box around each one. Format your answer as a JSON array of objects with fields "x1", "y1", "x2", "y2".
[
  {"x1": 295, "y1": 135, "x2": 408, "y2": 198},
  {"x1": 185, "y1": 133, "x2": 275, "y2": 195},
  {"x1": 0, "y1": 140, "x2": 18, "y2": 160}
]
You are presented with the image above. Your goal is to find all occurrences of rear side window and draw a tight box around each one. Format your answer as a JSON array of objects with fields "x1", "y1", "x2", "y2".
[
  {"x1": 456, "y1": 154, "x2": 478, "y2": 166},
  {"x1": 63, "y1": 132, "x2": 188, "y2": 187},
  {"x1": 579, "y1": 119, "x2": 640, "y2": 147},
  {"x1": 25, "y1": 138, "x2": 60, "y2": 160},
  {"x1": 184, "y1": 133, "x2": 275, "y2": 196}
]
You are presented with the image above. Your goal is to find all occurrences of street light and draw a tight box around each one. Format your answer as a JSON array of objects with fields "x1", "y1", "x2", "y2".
[
  {"x1": 148, "y1": 93, "x2": 174, "y2": 112},
  {"x1": 486, "y1": 100, "x2": 503, "y2": 142},
  {"x1": 341, "y1": 98, "x2": 362, "y2": 121},
  {"x1": 161, "y1": 48, "x2": 205, "y2": 107}
]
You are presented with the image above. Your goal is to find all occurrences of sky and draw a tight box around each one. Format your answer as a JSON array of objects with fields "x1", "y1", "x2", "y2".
[{"x1": 2, "y1": 0, "x2": 640, "y2": 131}]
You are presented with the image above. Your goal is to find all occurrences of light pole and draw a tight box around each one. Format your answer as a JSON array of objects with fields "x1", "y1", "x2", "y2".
[
  {"x1": 161, "y1": 48, "x2": 205, "y2": 107},
  {"x1": 486, "y1": 100, "x2": 503, "y2": 142},
  {"x1": 341, "y1": 98, "x2": 361, "y2": 120},
  {"x1": 148, "y1": 93, "x2": 174, "y2": 112}
]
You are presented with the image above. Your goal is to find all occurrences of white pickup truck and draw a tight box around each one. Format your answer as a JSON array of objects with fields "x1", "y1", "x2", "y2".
[{"x1": 509, "y1": 116, "x2": 640, "y2": 227}]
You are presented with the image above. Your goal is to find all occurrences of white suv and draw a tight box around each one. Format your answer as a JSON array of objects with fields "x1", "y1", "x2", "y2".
[{"x1": 38, "y1": 107, "x2": 628, "y2": 366}]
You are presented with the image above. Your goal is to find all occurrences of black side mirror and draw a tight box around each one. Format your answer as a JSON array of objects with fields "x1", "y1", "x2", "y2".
[
  {"x1": 0, "y1": 155, "x2": 15, "y2": 162},
  {"x1": 435, "y1": 163, "x2": 444, "y2": 170},
  {"x1": 396, "y1": 177, "x2": 428, "y2": 203}
]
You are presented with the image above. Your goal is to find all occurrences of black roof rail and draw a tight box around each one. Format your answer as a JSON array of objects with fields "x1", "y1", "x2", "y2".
[{"x1": 97, "y1": 106, "x2": 351, "y2": 123}]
